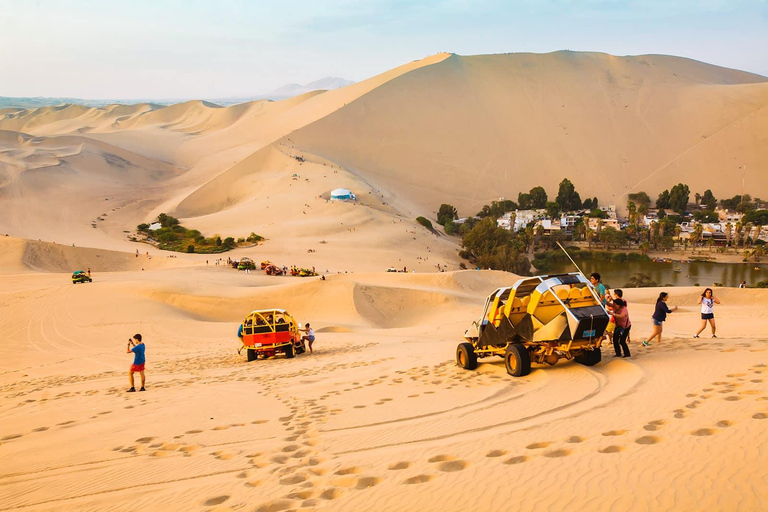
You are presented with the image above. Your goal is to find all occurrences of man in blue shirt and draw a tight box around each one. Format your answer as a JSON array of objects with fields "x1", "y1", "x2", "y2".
[
  {"x1": 590, "y1": 273, "x2": 607, "y2": 307},
  {"x1": 126, "y1": 333, "x2": 146, "y2": 392}
]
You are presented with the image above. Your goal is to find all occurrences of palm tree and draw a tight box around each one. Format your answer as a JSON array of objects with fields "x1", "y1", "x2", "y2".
[
  {"x1": 735, "y1": 221, "x2": 744, "y2": 247},
  {"x1": 674, "y1": 225, "x2": 682, "y2": 249},
  {"x1": 744, "y1": 222, "x2": 754, "y2": 247},
  {"x1": 752, "y1": 245, "x2": 764, "y2": 262},
  {"x1": 586, "y1": 227, "x2": 595, "y2": 250},
  {"x1": 576, "y1": 220, "x2": 586, "y2": 242},
  {"x1": 725, "y1": 222, "x2": 733, "y2": 251},
  {"x1": 692, "y1": 223, "x2": 703, "y2": 253}
]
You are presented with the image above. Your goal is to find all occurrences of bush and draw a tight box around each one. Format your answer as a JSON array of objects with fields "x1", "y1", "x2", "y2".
[
  {"x1": 137, "y1": 223, "x2": 150, "y2": 232},
  {"x1": 416, "y1": 217, "x2": 433, "y2": 230},
  {"x1": 187, "y1": 244, "x2": 195, "y2": 253},
  {"x1": 755, "y1": 280, "x2": 768, "y2": 288},
  {"x1": 223, "y1": 237, "x2": 236, "y2": 249},
  {"x1": 246, "y1": 232, "x2": 263, "y2": 243}
]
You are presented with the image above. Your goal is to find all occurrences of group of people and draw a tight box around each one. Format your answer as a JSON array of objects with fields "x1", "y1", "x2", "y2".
[{"x1": 589, "y1": 272, "x2": 722, "y2": 359}]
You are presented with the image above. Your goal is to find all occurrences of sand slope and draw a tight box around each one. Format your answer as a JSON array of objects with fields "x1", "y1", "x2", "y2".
[
  {"x1": 1, "y1": 261, "x2": 766, "y2": 511},
  {"x1": 286, "y1": 52, "x2": 768, "y2": 214}
]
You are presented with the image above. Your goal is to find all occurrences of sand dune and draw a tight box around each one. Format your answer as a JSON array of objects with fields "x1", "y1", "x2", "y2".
[
  {"x1": 2, "y1": 51, "x2": 768, "y2": 511},
  {"x1": 286, "y1": 52, "x2": 768, "y2": 214}
]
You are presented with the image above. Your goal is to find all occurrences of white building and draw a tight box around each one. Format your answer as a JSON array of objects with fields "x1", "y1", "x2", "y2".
[{"x1": 497, "y1": 209, "x2": 546, "y2": 232}]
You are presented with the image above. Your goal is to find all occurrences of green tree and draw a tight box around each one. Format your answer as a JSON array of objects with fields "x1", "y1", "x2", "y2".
[
  {"x1": 668, "y1": 183, "x2": 690, "y2": 215},
  {"x1": 223, "y1": 237, "x2": 236, "y2": 249},
  {"x1": 628, "y1": 192, "x2": 651, "y2": 211},
  {"x1": 437, "y1": 204, "x2": 458, "y2": 226},
  {"x1": 693, "y1": 210, "x2": 719, "y2": 223},
  {"x1": 416, "y1": 216, "x2": 433, "y2": 230},
  {"x1": 157, "y1": 213, "x2": 179, "y2": 228},
  {"x1": 137, "y1": 223, "x2": 150, "y2": 232},
  {"x1": 701, "y1": 189, "x2": 717, "y2": 210},
  {"x1": 545, "y1": 201, "x2": 561, "y2": 219},
  {"x1": 529, "y1": 186, "x2": 548, "y2": 209},
  {"x1": 656, "y1": 190, "x2": 670, "y2": 209},
  {"x1": 555, "y1": 178, "x2": 582, "y2": 212},
  {"x1": 583, "y1": 198, "x2": 593, "y2": 209},
  {"x1": 518, "y1": 192, "x2": 532, "y2": 210}
]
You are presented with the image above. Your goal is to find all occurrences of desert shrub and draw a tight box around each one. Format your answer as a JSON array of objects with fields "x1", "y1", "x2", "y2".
[
  {"x1": 755, "y1": 280, "x2": 768, "y2": 288},
  {"x1": 416, "y1": 216, "x2": 433, "y2": 230},
  {"x1": 187, "y1": 245, "x2": 195, "y2": 253}
]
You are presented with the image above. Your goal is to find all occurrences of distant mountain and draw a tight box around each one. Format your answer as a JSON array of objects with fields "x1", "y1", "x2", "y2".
[
  {"x1": 0, "y1": 77, "x2": 355, "y2": 110},
  {"x1": 265, "y1": 77, "x2": 355, "y2": 100}
]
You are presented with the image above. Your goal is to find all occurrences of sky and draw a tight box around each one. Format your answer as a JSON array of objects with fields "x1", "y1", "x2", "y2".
[{"x1": 1, "y1": 0, "x2": 767, "y2": 99}]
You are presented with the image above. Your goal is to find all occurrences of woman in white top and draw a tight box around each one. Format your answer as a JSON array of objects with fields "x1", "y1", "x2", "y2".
[{"x1": 694, "y1": 288, "x2": 720, "y2": 338}]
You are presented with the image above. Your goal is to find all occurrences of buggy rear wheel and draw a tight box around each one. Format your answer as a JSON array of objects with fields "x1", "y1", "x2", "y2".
[
  {"x1": 246, "y1": 348, "x2": 257, "y2": 362},
  {"x1": 456, "y1": 342, "x2": 478, "y2": 370},
  {"x1": 285, "y1": 343, "x2": 295, "y2": 359},
  {"x1": 505, "y1": 344, "x2": 531, "y2": 377},
  {"x1": 575, "y1": 348, "x2": 601, "y2": 367}
]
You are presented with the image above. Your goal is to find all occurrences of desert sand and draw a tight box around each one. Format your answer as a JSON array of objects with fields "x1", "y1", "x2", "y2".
[{"x1": 1, "y1": 51, "x2": 768, "y2": 511}]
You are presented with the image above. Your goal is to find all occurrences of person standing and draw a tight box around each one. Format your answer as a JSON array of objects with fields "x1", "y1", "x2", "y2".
[
  {"x1": 126, "y1": 334, "x2": 146, "y2": 392},
  {"x1": 612, "y1": 298, "x2": 631, "y2": 357},
  {"x1": 694, "y1": 288, "x2": 721, "y2": 338},
  {"x1": 301, "y1": 323, "x2": 315, "y2": 353},
  {"x1": 643, "y1": 292, "x2": 678, "y2": 346},
  {"x1": 590, "y1": 273, "x2": 607, "y2": 307}
]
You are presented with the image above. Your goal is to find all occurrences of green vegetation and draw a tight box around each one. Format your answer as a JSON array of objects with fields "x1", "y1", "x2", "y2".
[
  {"x1": 459, "y1": 218, "x2": 530, "y2": 275},
  {"x1": 437, "y1": 204, "x2": 458, "y2": 226},
  {"x1": 555, "y1": 178, "x2": 582, "y2": 212},
  {"x1": 137, "y1": 214, "x2": 262, "y2": 253},
  {"x1": 416, "y1": 216, "x2": 434, "y2": 230},
  {"x1": 656, "y1": 183, "x2": 689, "y2": 215},
  {"x1": 477, "y1": 199, "x2": 517, "y2": 218},
  {"x1": 743, "y1": 210, "x2": 768, "y2": 225},
  {"x1": 755, "y1": 280, "x2": 768, "y2": 288}
]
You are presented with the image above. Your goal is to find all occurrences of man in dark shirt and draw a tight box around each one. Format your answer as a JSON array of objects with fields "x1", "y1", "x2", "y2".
[{"x1": 126, "y1": 334, "x2": 146, "y2": 392}]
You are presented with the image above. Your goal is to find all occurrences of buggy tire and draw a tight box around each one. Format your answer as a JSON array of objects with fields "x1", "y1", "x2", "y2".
[
  {"x1": 295, "y1": 342, "x2": 306, "y2": 355},
  {"x1": 575, "y1": 349, "x2": 601, "y2": 367},
  {"x1": 456, "y1": 343, "x2": 478, "y2": 370},
  {"x1": 246, "y1": 348, "x2": 257, "y2": 362},
  {"x1": 285, "y1": 343, "x2": 295, "y2": 359},
  {"x1": 505, "y1": 344, "x2": 531, "y2": 377}
]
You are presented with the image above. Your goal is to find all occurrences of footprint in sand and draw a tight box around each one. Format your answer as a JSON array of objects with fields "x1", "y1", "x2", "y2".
[
  {"x1": 691, "y1": 428, "x2": 717, "y2": 436},
  {"x1": 404, "y1": 474, "x2": 434, "y2": 484},
  {"x1": 2, "y1": 434, "x2": 22, "y2": 440},
  {"x1": 252, "y1": 419, "x2": 269, "y2": 424},
  {"x1": 203, "y1": 495, "x2": 229, "y2": 506},
  {"x1": 438, "y1": 460, "x2": 469, "y2": 472},
  {"x1": 635, "y1": 436, "x2": 661, "y2": 445},
  {"x1": 504, "y1": 455, "x2": 529, "y2": 465},
  {"x1": 33, "y1": 427, "x2": 49, "y2": 432},
  {"x1": 279, "y1": 473, "x2": 307, "y2": 485},
  {"x1": 566, "y1": 436, "x2": 585, "y2": 443},
  {"x1": 544, "y1": 449, "x2": 571, "y2": 458},
  {"x1": 319, "y1": 487, "x2": 346, "y2": 500},
  {"x1": 135, "y1": 437, "x2": 155, "y2": 443},
  {"x1": 599, "y1": 445, "x2": 625, "y2": 454},
  {"x1": 254, "y1": 499, "x2": 296, "y2": 511},
  {"x1": 185, "y1": 430, "x2": 202, "y2": 434},
  {"x1": 388, "y1": 461, "x2": 412, "y2": 470},
  {"x1": 643, "y1": 420, "x2": 666, "y2": 431},
  {"x1": 602, "y1": 430, "x2": 627, "y2": 437},
  {"x1": 725, "y1": 396, "x2": 743, "y2": 402},
  {"x1": 427, "y1": 455, "x2": 456, "y2": 463},
  {"x1": 716, "y1": 420, "x2": 734, "y2": 428},
  {"x1": 526, "y1": 442, "x2": 551, "y2": 449},
  {"x1": 355, "y1": 477, "x2": 382, "y2": 490},
  {"x1": 486, "y1": 449, "x2": 508, "y2": 458},
  {"x1": 753, "y1": 412, "x2": 768, "y2": 420},
  {"x1": 335, "y1": 466, "x2": 361, "y2": 475}
]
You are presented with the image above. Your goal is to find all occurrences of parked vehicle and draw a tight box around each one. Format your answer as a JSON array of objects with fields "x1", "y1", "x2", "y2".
[
  {"x1": 457, "y1": 273, "x2": 609, "y2": 377},
  {"x1": 238, "y1": 257, "x2": 256, "y2": 271},
  {"x1": 71, "y1": 270, "x2": 92, "y2": 284},
  {"x1": 240, "y1": 309, "x2": 305, "y2": 361}
]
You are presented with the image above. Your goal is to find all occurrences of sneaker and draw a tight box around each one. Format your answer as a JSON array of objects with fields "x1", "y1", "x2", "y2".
[
  {"x1": 693, "y1": 335, "x2": 700, "y2": 339},
  {"x1": 712, "y1": 335, "x2": 717, "y2": 338},
  {"x1": 139, "y1": 387, "x2": 146, "y2": 391},
  {"x1": 642, "y1": 340, "x2": 650, "y2": 347},
  {"x1": 127, "y1": 387, "x2": 136, "y2": 392}
]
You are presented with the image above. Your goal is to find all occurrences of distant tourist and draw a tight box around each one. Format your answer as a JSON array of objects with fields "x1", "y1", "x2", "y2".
[
  {"x1": 739, "y1": 281, "x2": 747, "y2": 289},
  {"x1": 643, "y1": 292, "x2": 678, "y2": 346},
  {"x1": 693, "y1": 288, "x2": 720, "y2": 338},
  {"x1": 126, "y1": 334, "x2": 146, "y2": 392}
]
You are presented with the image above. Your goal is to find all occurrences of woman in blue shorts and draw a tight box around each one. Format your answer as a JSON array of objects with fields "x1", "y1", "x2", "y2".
[{"x1": 643, "y1": 292, "x2": 678, "y2": 346}]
